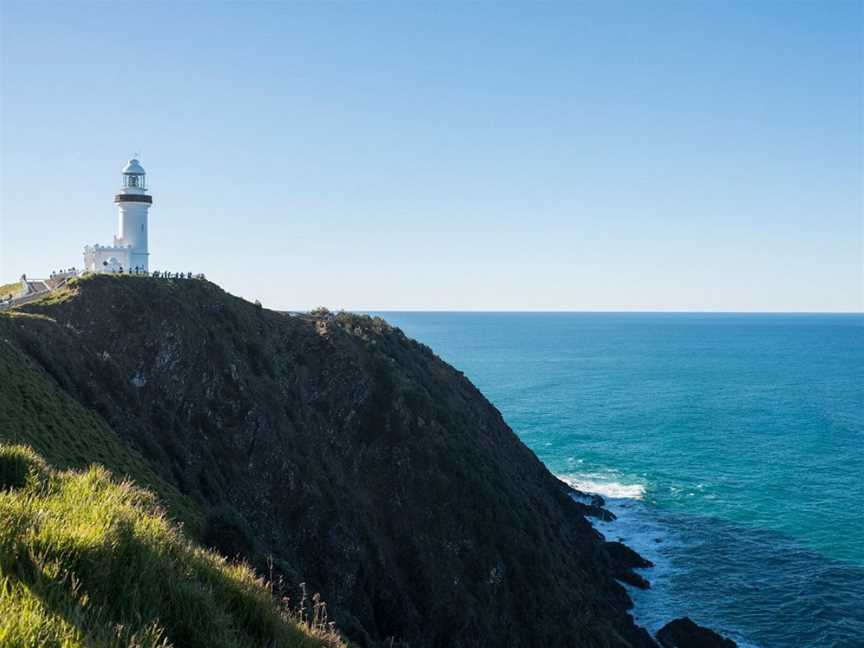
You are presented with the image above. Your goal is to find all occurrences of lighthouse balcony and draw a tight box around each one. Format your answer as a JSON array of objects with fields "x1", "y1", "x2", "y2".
[{"x1": 114, "y1": 193, "x2": 153, "y2": 204}]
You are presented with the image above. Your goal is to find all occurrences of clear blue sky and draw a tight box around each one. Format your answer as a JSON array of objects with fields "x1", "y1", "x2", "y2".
[{"x1": 1, "y1": 1, "x2": 861, "y2": 311}]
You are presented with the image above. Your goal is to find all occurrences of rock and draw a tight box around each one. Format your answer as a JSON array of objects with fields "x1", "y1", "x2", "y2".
[
  {"x1": 605, "y1": 541, "x2": 652, "y2": 589},
  {"x1": 573, "y1": 501, "x2": 616, "y2": 521},
  {"x1": 656, "y1": 617, "x2": 737, "y2": 648},
  {"x1": 616, "y1": 569, "x2": 651, "y2": 590},
  {"x1": 605, "y1": 541, "x2": 653, "y2": 568}
]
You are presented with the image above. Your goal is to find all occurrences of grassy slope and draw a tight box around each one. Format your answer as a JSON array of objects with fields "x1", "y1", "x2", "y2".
[{"x1": 0, "y1": 444, "x2": 344, "y2": 648}]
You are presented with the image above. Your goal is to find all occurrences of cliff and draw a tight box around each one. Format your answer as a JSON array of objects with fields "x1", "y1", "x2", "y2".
[{"x1": 1, "y1": 274, "x2": 657, "y2": 647}]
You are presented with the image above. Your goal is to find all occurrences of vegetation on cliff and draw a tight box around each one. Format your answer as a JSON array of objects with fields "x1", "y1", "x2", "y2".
[{"x1": 1, "y1": 274, "x2": 656, "y2": 647}]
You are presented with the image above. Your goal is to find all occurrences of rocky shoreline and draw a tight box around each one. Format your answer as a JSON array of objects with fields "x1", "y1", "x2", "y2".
[{"x1": 564, "y1": 482, "x2": 739, "y2": 648}]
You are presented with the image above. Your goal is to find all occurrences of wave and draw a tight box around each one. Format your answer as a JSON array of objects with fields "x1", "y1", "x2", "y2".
[{"x1": 558, "y1": 472, "x2": 647, "y2": 500}]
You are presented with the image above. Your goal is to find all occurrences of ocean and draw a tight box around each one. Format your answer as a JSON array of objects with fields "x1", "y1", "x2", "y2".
[{"x1": 371, "y1": 312, "x2": 864, "y2": 648}]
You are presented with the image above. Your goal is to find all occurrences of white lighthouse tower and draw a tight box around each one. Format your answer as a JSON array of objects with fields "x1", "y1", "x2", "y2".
[
  {"x1": 115, "y1": 159, "x2": 151, "y2": 272},
  {"x1": 84, "y1": 158, "x2": 153, "y2": 273}
]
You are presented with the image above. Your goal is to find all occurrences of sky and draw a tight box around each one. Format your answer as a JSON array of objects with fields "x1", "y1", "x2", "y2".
[{"x1": 1, "y1": 1, "x2": 862, "y2": 312}]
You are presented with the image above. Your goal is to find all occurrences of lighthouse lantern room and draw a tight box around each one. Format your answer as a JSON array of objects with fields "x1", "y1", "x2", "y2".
[{"x1": 84, "y1": 158, "x2": 153, "y2": 274}]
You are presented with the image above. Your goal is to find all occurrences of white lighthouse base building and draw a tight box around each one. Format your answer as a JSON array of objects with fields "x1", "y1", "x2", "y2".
[
  {"x1": 84, "y1": 158, "x2": 153, "y2": 274},
  {"x1": 83, "y1": 244, "x2": 133, "y2": 273}
]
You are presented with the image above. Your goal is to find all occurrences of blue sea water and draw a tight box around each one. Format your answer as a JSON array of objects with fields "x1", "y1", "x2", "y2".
[{"x1": 372, "y1": 312, "x2": 864, "y2": 648}]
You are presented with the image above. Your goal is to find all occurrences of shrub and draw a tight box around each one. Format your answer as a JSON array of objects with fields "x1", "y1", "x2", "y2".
[{"x1": 0, "y1": 444, "x2": 43, "y2": 490}]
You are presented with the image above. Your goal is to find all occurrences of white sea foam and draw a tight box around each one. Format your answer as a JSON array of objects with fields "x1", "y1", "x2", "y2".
[{"x1": 558, "y1": 473, "x2": 646, "y2": 500}]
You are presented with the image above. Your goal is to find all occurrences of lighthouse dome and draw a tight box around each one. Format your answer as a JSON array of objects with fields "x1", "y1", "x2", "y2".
[{"x1": 122, "y1": 159, "x2": 145, "y2": 175}]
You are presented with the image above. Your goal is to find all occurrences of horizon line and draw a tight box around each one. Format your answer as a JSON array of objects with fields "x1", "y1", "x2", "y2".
[{"x1": 347, "y1": 309, "x2": 864, "y2": 316}]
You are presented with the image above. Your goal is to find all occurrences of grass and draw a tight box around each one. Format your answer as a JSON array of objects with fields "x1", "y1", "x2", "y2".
[
  {"x1": 0, "y1": 281, "x2": 21, "y2": 299},
  {"x1": 0, "y1": 444, "x2": 346, "y2": 648}
]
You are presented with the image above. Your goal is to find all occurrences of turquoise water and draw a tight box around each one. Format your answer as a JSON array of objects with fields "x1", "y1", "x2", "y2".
[{"x1": 373, "y1": 312, "x2": 864, "y2": 647}]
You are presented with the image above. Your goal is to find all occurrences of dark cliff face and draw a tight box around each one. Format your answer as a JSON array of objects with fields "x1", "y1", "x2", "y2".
[{"x1": 3, "y1": 276, "x2": 655, "y2": 648}]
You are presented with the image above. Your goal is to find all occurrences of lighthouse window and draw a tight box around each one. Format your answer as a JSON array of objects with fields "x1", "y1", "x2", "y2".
[{"x1": 126, "y1": 175, "x2": 139, "y2": 188}]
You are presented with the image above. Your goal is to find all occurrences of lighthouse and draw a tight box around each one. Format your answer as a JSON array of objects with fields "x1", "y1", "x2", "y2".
[
  {"x1": 115, "y1": 159, "x2": 152, "y2": 271},
  {"x1": 84, "y1": 159, "x2": 153, "y2": 273}
]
